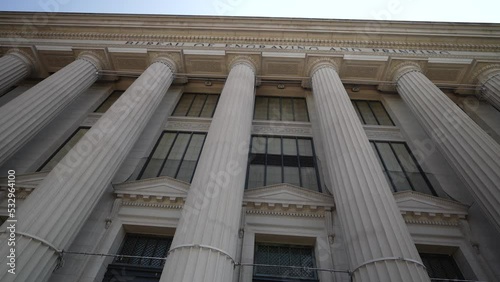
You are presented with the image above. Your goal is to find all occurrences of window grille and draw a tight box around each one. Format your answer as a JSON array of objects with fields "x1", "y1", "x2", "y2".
[
  {"x1": 352, "y1": 100, "x2": 394, "y2": 126},
  {"x1": 254, "y1": 96, "x2": 310, "y2": 122},
  {"x1": 420, "y1": 253, "x2": 465, "y2": 280},
  {"x1": 246, "y1": 136, "x2": 321, "y2": 191},
  {"x1": 114, "y1": 234, "x2": 172, "y2": 267},
  {"x1": 172, "y1": 93, "x2": 219, "y2": 118},
  {"x1": 139, "y1": 131, "x2": 207, "y2": 182},
  {"x1": 253, "y1": 243, "x2": 318, "y2": 281},
  {"x1": 370, "y1": 141, "x2": 437, "y2": 196},
  {"x1": 102, "y1": 234, "x2": 172, "y2": 282}
]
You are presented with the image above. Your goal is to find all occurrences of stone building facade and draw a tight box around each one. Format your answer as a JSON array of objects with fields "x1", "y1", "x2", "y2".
[{"x1": 0, "y1": 12, "x2": 499, "y2": 282}]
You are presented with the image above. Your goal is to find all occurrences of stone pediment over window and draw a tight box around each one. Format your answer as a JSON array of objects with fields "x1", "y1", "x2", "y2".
[
  {"x1": 0, "y1": 171, "x2": 48, "y2": 199},
  {"x1": 394, "y1": 191, "x2": 468, "y2": 225},
  {"x1": 113, "y1": 176, "x2": 189, "y2": 200},
  {"x1": 244, "y1": 183, "x2": 335, "y2": 212}
]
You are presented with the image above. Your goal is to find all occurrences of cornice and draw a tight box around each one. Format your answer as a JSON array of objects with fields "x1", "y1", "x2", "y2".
[
  {"x1": 0, "y1": 171, "x2": 48, "y2": 190},
  {"x1": 402, "y1": 214, "x2": 462, "y2": 226},
  {"x1": 243, "y1": 183, "x2": 335, "y2": 209},
  {"x1": 2, "y1": 12, "x2": 500, "y2": 40},
  {"x1": 1, "y1": 31, "x2": 500, "y2": 52},
  {"x1": 121, "y1": 200, "x2": 183, "y2": 210},
  {"x1": 246, "y1": 207, "x2": 325, "y2": 218},
  {"x1": 394, "y1": 190, "x2": 467, "y2": 216}
]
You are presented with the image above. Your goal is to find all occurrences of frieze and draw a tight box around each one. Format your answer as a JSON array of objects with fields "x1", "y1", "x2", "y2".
[
  {"x1": 127, "y1": 41, "x2": 459, "y2": 56},
  {"x1": 252, "y1": 123, "x2": 312, "y2": 136},
  {"x1": 364, "y1": 126, "x2": 405, "y2": 141},
  {"x1": 166, "y1": 119, "x2": 211, "y2": 132}
]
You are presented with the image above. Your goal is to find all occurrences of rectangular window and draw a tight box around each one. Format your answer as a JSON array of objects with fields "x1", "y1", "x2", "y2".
[
  {"x1": 172, "y1": 93, "x2": 219, "y2": 118},
  {"x1": 352, "y1": 100, "x2": 394, "y2": 126},
  {"x1": 95, "y1": 91, "x2": 123, "y2": 113},
  {"x1": 38, "y1": 127, "x2": 90, "y2": 172},
  {"x1": 253, "y1": 243, "x2": 318, "y2": 281},
  {"x1": 254, "y1": 96, "x2": 310, "y2": 122},
  {"x1": 102, "y1": 233, "x2": 173, "y2": 282},
  {"x1": 247, "y1": 136, "x2": 321, "y2": 191},
  {"x1": 420, "y1": 253, "x2": 465, "y2": 280},
  {"x1": 370, "y1": 141, "x2": 436, "y2": 196},
  {"x1": 139, "y1": 131, "x2": 207, "y2": 182},
  {"x1": 0, "y1": 85, "x2": 17, "y2": 98}
]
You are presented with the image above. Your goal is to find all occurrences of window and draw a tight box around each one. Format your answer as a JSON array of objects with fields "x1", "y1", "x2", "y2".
[
  {"x1": 254, "y1": 96, "x2": 310, "y2": 122},
  {"x1": 0, "y1": 85, "x2": 17, "y2": 98},
  {"x1": 139, "y1": 131, "x2": 207, "y2": 182},
  {"x1": 370, "y1": 141, "x2": 436, "y2": 196},
  {"x1": 420, "y1": 253, "x2": 465, "y2": 280},
  {"x1": 38, "y1": 127, "x2": 90, "y2": 172},
  {"x1": 102, "y1": 234, "x2": 173, "y2": 282},
  {"x1": 253, "y1": 243, "x2": 318, "y2": 282},
  {"x1": 172, "y1": 93, "x2": 219, "y2": 118},
  {"x1": 95, "y1": 91, "x2": 123, "y2": 113},
  {"x1": 352, "y1": 100, "x2": 394, "y2": 126},
  {"x1": 247, "y1": 136, "x2": 320, "y2": 191}
]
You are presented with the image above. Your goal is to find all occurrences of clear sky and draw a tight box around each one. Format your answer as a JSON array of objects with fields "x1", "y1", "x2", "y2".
[{"x1": 0, "y1": 0, "x2": 499, "y2": 23}]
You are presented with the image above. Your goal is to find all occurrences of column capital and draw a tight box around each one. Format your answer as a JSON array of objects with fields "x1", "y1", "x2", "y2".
[
  {"x1": 390, "y1": 61, "x2": 423, "y2": 83},
  {"x1": 307, "y1": 57, "x2": 340, "y2": 77},
  {"x1": 6, "y1": 48, "x2": 36, "y2": 73},
  {"x1": 227, "y1": 55, "x2": 258, "y2": 73},
  {"x1": 77, "y1": 51, "x2": 104, "y2": 71},
  {"x1": 473, "y1": 64, "x2": 500, "y2": 85},
  {"x1": 151, "y1": 56, "x2": 177, "y2": 74}
]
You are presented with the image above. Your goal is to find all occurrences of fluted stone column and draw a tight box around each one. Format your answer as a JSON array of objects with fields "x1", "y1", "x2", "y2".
[
  {"x1": 395, "y1": 63, "x2": 500, "y2": 230},
  {"x1": 0, "y1": 53, "x2": 101, "y2": 166},
  {"x1": 311, "y1": 60, "x2": 429, "y2": 282},
  {"x1": 161, "y1": 57, "x2": 256, "y2": 282},
  {"x1": 0, "y1": 58, "x2": 176, "y2": 282},
  {"x1": 0, "y1": 50, "x2": 34, "y2": 95},
  {"x1": 477, "y1": 67, "x2": 500, "y2": 110}
]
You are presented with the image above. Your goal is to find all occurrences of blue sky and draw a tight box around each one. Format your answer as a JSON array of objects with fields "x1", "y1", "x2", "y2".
[{"x1": 1, "y1": 0, "x2": 499, "y2": 23}]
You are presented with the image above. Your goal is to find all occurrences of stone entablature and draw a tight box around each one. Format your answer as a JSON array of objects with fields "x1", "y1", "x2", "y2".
[
  {"x1": 1, "y1": 12, "x2": 500, "y2": 51},
  {"x1": 1, "y1": 13, "x2": 500, "y2": 96}
]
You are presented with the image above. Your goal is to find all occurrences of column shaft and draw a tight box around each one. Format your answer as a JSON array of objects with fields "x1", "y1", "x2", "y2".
[
  {"x1": 0, "y1": 53, "x2": 32, "y2": 95},
  {"x1": 312, "y1": 66, "x2": 429, "y2": 282},
  {"x1": 397, "y1": 70, "x2": 500, "y2": 230},
  {"x1": 0, "y1": 61, "x2": 175, "y2": 282},
  {"x1": 161, "y1": 62, "x2": 255, "y2": 282},
  {"x1": 0, "y1": 57, "x2": 98, "y2": 165},
  {"x1": 480, "y1": 72, "x2": 500, "y2": 111}
]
